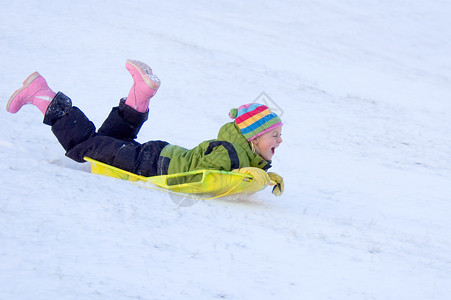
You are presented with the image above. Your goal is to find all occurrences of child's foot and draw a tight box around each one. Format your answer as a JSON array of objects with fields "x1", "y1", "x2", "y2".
[
  {"x1": 6, "y1": 72, "x2": 56, "y2": 114},
  {"x1": 125, "y1": 59, "x2": 160, "y2": 113}
]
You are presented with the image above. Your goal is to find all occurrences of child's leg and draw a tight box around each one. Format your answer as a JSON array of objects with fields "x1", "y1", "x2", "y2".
[
  {"x1": 46, "y1": 94, "x2": 96, "y2": 160},
  {"x1": 62, "y1": 131, "x2": 169, "y2": 176},
  {"x1": 45, "y1": 94, "x2": 168, "y2": 176},
  {"x1": 7, "y1": 71, "x2": 167, "y2": 176},
  {"x1": 97, "y1": 99, "x2": 148, "y2": 140},
  {"x1": 6, "y1": 72, "x2": 56, "y2": 114},
  {"x1": 71, "y1": 139, "x2": 169, "y2": 177},
  {"x1": 49, "y1": 98, "x2": 169, "y2": 176},
  {"x1": 96, "y1": 59, "x2": 160, "y2": 140},
  {"x1": 124, "y1": 59, "x2": 160, "y2": 113}
]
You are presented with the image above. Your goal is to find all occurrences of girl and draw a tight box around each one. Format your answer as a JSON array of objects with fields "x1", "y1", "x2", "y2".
[{"x1": 6, "y1": 59, "x2": 284, "y2": 196}]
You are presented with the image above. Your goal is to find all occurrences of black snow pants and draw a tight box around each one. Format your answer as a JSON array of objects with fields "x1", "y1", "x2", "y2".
[{"x1": 47, "y1": 92, "x2": 169, "y2": 177}]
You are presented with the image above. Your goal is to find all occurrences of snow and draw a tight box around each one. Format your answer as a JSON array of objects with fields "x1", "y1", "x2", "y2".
[{"x1": 1, "y1": 0, "x2": 451, "y2": 299}]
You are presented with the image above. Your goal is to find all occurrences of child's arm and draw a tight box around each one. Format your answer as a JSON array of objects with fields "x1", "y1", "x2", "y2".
[
  {"x1": 195, "y1": 141, "x2": 241, "y2": 171},
  {"x1": 232, "y1": 167, "x2": 270, "y2": 186}
]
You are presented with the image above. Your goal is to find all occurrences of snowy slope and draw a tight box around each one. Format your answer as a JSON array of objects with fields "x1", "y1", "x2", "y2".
[{"x1": 1, "y1": 0, "x2": 451, "y2": 299}]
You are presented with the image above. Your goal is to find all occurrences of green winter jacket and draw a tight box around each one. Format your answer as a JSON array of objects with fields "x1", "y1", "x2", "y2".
[{"x1": 157, "y1": 122, "x2": 271, "y2": 175}]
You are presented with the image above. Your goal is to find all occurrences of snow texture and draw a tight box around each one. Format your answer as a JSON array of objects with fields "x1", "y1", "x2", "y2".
[{"x1": 1, "y1": 0, "x2": 451, "y2": 299}]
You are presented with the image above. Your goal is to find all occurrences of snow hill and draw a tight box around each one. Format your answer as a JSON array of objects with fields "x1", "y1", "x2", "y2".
[{"x1": 1, "y1": 0, "x2": 451, "y2": 299}]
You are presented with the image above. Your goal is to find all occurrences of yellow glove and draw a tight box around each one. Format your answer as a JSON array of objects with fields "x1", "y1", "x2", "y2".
[
  {"x1": 232, "y1": 167, "x2": 271, "y2": 186},
  {"x1": 268, "y1": 172, "x2": 284, "y2": 196}
]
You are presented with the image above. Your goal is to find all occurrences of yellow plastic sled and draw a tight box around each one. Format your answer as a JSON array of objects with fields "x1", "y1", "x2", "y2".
[{"x1": 84, "y1": 157, "x2": 270, "y2": 199}]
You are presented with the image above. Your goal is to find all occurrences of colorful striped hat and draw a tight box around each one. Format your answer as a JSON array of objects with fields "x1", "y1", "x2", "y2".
[{"x1": 229, "y1": 103, "x2": 283, "y2": 141}]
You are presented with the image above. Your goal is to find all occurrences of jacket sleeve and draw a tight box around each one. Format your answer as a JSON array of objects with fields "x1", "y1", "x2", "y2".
[{"x1": 195, "y1": 141, "x2": 240, "y2": 171}]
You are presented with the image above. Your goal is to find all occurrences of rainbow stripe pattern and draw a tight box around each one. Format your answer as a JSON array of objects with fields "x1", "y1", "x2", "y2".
[{"x1": 229, "y1": 103, "x2": 283, "y2": 141}]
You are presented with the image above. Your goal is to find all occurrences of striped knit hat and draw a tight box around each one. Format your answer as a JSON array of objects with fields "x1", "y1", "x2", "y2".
[{"x1": 229, "y1": 103, "x2": 283, "y2": 141}]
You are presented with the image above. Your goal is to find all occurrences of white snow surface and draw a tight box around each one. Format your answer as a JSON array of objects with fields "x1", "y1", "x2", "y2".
[{"x1": 1, "y1": 0, "x2": 451, "y2": 299}]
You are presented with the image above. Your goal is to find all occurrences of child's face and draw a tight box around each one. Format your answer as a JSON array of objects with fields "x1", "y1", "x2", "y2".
[{"x1": 252, "y1": 126, "x2": 283, "y2": 161}]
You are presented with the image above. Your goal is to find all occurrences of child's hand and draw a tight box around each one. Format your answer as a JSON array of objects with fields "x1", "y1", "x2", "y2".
[
  {"x1": 267, "y1": 172, "x2": 284, "y2": 196},
  {"x1": 233, "y1": 167, "x2": 271, "y2": 186}
]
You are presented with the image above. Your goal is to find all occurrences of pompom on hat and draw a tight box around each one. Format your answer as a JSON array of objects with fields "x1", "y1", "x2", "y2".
[{"x1": 229, "y1": 103, "x2": 283, "y2": 141}]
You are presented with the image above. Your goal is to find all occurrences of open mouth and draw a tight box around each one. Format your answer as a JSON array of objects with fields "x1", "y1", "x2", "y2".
[{"x1": 271, "y1": 147, "x2": 275, "y2": 155}]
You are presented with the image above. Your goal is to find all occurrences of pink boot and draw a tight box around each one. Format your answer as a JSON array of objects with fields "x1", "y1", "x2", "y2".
[
  {"x1": 6, "y1": 72, "x2": 56, "y2": 114},
  {"x1": 125, "y1": 59, "x2": 160, "y2": 113}
]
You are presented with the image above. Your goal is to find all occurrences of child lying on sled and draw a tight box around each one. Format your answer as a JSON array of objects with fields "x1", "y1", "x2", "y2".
[{"x1": 6, "y1": 59, "x2": 284, "y2": 196}]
